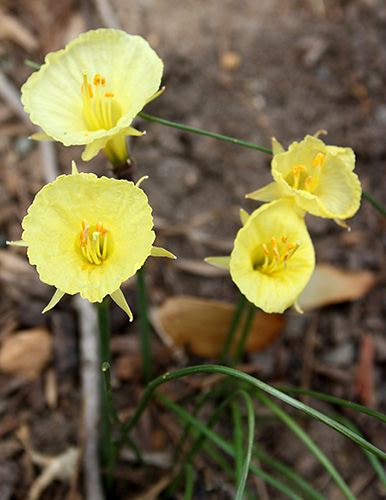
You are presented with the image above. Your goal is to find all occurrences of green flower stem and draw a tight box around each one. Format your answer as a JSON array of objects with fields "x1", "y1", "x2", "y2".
[
  {"x1": 136, "y1": 266, "x2": 152, "y2": 385},
  {"x1": 220, "y1": 293, "x2": 247, "y2": 364},
  {"x1": 97, "y1": 298, "x2": 115, "y2": 490},
  {"x1": 183, "y1": 464, "x2": 194, "y2": 500},
  {"x1": 276, "y1": 386, "x2": 386, "y2": 424},
  {"x1": 232, "y1": 401, "x2": 244, "y2": 486},
  {"x1": 119, "y1": 365, "x2": 386, "y2": 461},
  {"x1": 25, "y1": 60, "x2": 41, "y2": 70},
  {"x1": 255, "y1": 391, "x2": 356, "y2": 500},
  {"x1": 232, "y1": 302, "x2": 256, "y2": 367},
  {"x1": 361, "y1": 190, "x2": 386, "y2": 217},
  {"x1": 138, "y1": 112, "x2": 273, "y2": 154}
]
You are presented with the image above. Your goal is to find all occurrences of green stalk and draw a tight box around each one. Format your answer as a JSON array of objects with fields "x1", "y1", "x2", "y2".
[
  {"x1": 232, "y1": 302, "x2": 255, "y2": 367},
  {"x1": 119, "y1": 365, "x2": 386, "y2": 461},
  {"x1": 362, "y1": 190, "x2": 386, "y2": 217},
  {"x1": 138, "y1": 112, "x2": 273, "y2": 154},
  {"x1": 183, "y1": 465, "x2": 195, "y2": 500},
  {"x1": 220, "y1": 294, "x2": 247, "y2": 364},
  {"x1": 136, "y1": 266, "x2": 152, "y2": 384},
  {"x1": 234, "y1": 392, "x2": 255, "y2": 500},
  {"x1": 255, "y1": 391, "x2": 356, "y2": 500},
  {"x1": 232, "y1": 401, "x2": 244, "y2": 486},
  {"x1": 276, "y1": 386, "x2": 386, "y2": 424}
]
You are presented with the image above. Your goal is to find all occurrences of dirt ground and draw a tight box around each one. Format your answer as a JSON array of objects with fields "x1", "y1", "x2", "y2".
[{"x1": 0, "y1": 0, "x2": 386, "y2": 499}]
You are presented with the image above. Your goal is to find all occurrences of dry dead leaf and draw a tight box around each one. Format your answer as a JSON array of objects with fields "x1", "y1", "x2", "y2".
[
  {"x1": 152, "y1": 296, "x2": 284, "y2": 358},
  {"x1": 298, "y1": 264, "x2": 376, "y2": 312},
  {"x1": 0, "y1": 328, "x2": 52, "y2": 380}
]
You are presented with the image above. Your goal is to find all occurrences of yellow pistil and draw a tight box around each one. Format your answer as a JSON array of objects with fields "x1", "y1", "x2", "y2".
[
  {"x1": 292, "y1": 165, "x2": 307, "y2": 189},
  {"x1": 78, "y1": 219, "x2": 109, "y2": 266},
  {"x1": 81, "y1": 71, "x2": 115, "y2": 131},
  {"x1": 259, "y1": 234, "x2": 301, "y2": 273}
]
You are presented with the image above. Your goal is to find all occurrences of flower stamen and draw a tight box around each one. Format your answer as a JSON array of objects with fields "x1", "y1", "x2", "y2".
[
  {"x1": 78, "y1": 220, "x2": 109, "y2": 266},
  {"x1": 304, "y1": 152, "x2": 325, "y2": 192},
  {"x1": 81, "y1": 71, "x2": 116, "y2": 132},
  {"x1": 292, "y1": 165, "x2": 307, "y2": 190},
  {"x1": 258, "y1": 235, "x2": 302, "y2": 273}
]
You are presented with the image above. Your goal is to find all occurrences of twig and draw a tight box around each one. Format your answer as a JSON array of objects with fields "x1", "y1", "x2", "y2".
[
  {"x1": 0, "y1": 70, "x2": 32, "y2": 125},
  {"x1": 75, "y1": 296, "x2": 105, "y2": 500}
]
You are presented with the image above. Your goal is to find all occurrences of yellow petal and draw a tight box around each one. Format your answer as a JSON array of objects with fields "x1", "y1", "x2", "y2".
[
  {"x1": 110, "y1": 288, "x2": 133, "y2": 321},
  {"x1": 204, "y1": 256, "x2": 231, "y2": 270},
  {"x1": 246, "y1": 181, "x2": 286, "y2": 202},
  {"x1": 71, "y1": 161, "x2": 79, "y2": 174},
  {"x1": 42, "y1": 288, "x2": 65, "y2": 313},
  {"x1": 150, "y1": 246, "x2": 176, "y2": 259},
  {"x1": 239, "y1": 208, "x2": 249, "y2": 226},
  {"x1": 29, "y1": 132, "x2": 55, "y2": 141},
  {"x1": 271, "y1": 137, "x2": 285, "y2": 156},
  {"x1": 7, "y1": 240, "x2": 28, "y2": 247}
]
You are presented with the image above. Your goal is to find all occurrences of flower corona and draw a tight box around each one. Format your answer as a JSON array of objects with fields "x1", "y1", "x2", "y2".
[
  {"x1": 247, "y1": 135, "x2": 362, "y2": 223},
  {"x1": 206, "y1": 199, "x2": 315, "y2": 314},
  {"x1": 9, "y1": 163, "x2": 175, "y2": 319},
  {"x1": 21, "y1": 29, "x2": 164, "y2": 165}
]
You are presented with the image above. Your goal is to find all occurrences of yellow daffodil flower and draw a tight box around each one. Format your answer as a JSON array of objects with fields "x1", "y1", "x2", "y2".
[
  {"x1": 247, "y1": 135, "x2": 362, "y2": 224},
  {"x1": 21, "y1": 29, "x2": 164, "y2": 166},
  {"x1": 9, "y1": 163, "x2": 175, "y2": 320},
  {"x1": 205, "y1": 200, "x2": 315, "y2": 314}
]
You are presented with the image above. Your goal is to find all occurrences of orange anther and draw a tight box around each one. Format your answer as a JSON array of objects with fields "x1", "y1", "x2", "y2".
[
  {"x1": 292, "y1": 165, "x2": 307, "y2": 173},
  {"x1": 312, "y1": 152, "x2": 325, "y2": 167},
  {"x1": 88, "y1": 83, "x2": 93, "y2": 98},
  {"x1": 93, "y1": 74, "x2": 101, "y2": 86},
  {"x1": 262, "y1": 243, "x2": 270, "y2": 256},
  {"x1": 101, "y1": 77, "x2": 106, "y2": 86},
  {"x1": 281, "y1": 235, "x2": 288, "y2": 243},
  {"x1": 270, "y1": 236, "x2": 278, "y2": 249},
  {"x1": 105, "y1": 92, "x2": 114, "y2": 98}
]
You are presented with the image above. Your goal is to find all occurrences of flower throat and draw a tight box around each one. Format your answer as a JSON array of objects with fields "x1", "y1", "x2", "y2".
[
  {"x1": 81, "y1": 72, "x2": 116, "y2": 131},
  {"x1": 78, "y1": 220, "x2": 109, "y2": 266}
]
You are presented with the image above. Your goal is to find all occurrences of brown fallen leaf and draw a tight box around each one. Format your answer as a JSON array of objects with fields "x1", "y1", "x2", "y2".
[
  {"x1": 298, "y1": 264, "x2": 376, "y2": 312},
  {"x1": 151, "y1": 296, "x2": 284, "y2": 358},
  {"x1": 0, "y1": 328, "x2": 52, "y2": 380}
]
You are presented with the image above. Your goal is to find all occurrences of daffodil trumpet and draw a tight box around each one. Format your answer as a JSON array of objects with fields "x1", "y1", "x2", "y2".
[
  {"x1": 247, "y1": 135, "x2": 361, "y2": 223},
  {"x1": 21, "y1": 29, "x2": 164, "y2": 166},
  {"x1": 205, "y1": 199, "x2": 315, "y2": 314},
  {"x1": 8, "y1": 162, "x2": 175, "y2": 320}
]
